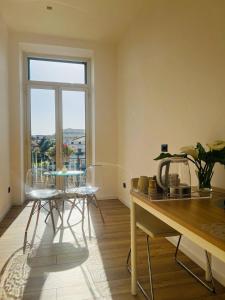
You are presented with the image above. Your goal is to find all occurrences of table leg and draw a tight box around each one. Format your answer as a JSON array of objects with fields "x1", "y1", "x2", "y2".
[
  {"x1": 61, "y1": 176, "x2": 67, "y2": 225},
  {"x1": 49, "y1": 200, "x2": 56, "y2": 233},
  {"x1": 131, "y1": 198, "x2": 137, "y2": 295}
]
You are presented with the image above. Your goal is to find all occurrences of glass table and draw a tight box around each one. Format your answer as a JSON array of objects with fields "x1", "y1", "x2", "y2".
[
  {"x1": 44, "y1": 170, "x2": 84, "y2": 224},
  {"x1": 45, "y1": 170, "x2": 84, "y2": 191},
  {"x1": 49, "y1": 170, "x2": 84, "y2": 176}
]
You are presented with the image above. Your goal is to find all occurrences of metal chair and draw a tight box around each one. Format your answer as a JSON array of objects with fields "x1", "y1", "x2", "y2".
[
  {"x1": 23, "y1": 169, "x2": 62, "y2": 253},
  {"x1": 127, "y1": 178, "x2": 215, "y2": 300},
  {"x1": 67, "y1": 165, "x2": 105, "y2": 225}
]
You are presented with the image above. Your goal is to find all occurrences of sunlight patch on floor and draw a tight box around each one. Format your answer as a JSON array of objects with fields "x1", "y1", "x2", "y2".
[{"x1": 0, "y1": 200, "x2": 110, "y2": 300}]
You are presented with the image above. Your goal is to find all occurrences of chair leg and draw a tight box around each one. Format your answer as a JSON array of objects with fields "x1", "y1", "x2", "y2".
[
  {"x1": 146, "y1": 236, "x2": 154, "y2": 300},
  {"x1": 126, "y1": 237, "x2": 154, "y2": 300},
  {"x1": 205, "y1": 251, "x2": 215, "y2": 289},
  {"x1": 126, "y1": 248, "x2": 131, "y2": 267},
  {"x1": 175, "y1": 235, "x2": 215, "y2": 293},
  {"x1": 81, "y1": 198, "x2": 86, "y2": 228},
  {"x1": 62, "y1": 199, "x2": 65, "y2": 217},
  {"x1": 44, "y1": 200, "x2": 51, "y2": 224},
  {"x1": 87, "y1": 198, "x2": 92, "y2": 238},
  {"x1": 93, "y1": 194, "x2": 105, "y2": 223},
  {"x1": 30, "y1": 200, "x2": 41, "y2": 248},
  {"x1": 49, "y1": 200, "x2": 56, "y2": 233},
  {"x1": 54, "y1": 199, "x2": 63, "y2": 223},
  {"x1": 44, "y1": 211, "x2": 50, "y2": 223},
  {"x1": 23, "y1": 200, "x2": 38, "y2": 253},
  {"x1": 67, "y1": 198, "x2": 76, "y2": 222},
  {"x1": 36, "y1": 200, "x2": 41, "y2": 226}
]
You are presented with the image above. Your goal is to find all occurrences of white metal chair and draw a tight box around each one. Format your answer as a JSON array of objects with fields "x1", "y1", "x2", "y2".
[
  {"x1": 127, "y1": 178, "x2": 215, "y2": 300},
  {"x1": 23, "y1": 169, "x2": 62, "y2": 253},
  {"x1": 67, "y1": 165, "x2": 105, "y2": 225}
]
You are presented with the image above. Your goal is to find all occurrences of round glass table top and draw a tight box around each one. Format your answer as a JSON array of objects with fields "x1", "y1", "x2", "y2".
[{"x1": 44, "y1": 170, "x2": 84, "y2": 177}]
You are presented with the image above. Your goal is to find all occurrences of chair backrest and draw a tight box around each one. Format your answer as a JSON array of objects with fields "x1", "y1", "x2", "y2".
[
  {"x1": 66, "y1": 164, "x2": 117, "y2": 199},
  {"x1": 25, "y1": 168, "x2": 56, "y2": 195},
  {"x1": 78, "y1": 165, "x2": 103, "y2": 189}
]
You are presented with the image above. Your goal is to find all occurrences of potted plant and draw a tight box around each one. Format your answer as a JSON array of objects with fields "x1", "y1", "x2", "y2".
[{"x1": 62, "y1": 144, "x2": 75, "y2": 168}]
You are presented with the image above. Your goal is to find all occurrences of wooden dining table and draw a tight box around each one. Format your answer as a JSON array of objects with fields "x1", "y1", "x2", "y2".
[{"x1": 130, "y1": 188, "x2": 225, "y2": 295}]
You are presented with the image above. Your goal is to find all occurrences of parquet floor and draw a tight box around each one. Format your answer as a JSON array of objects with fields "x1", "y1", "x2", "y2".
[{"x1": 0, "y1": 199, "x2": 225, "y2": 300}]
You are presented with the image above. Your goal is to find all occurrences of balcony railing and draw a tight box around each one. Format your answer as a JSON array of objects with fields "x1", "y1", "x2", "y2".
[{"x1": 31, "y1": 157, "x2": 86, "y2": 172}]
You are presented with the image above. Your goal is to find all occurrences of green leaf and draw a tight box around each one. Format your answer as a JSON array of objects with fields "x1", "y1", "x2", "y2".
[
  {"x1": 196, "y1": 142, "x2": 207, "y2": 161},
  {"x1": 207, "y1": 149, "x2": 225, "y2": 165},
  {"x1": 194, "y1": 143, "x2": 225, "y2": 165}
]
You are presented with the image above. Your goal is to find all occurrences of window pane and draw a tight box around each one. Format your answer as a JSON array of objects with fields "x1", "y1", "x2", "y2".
[
  {"x1": 62, "y1": 90, "x2": 86, "y2": 170},
  {"x1": 29, "y1": 58, "x2": 86, "y2": 84},
  {"x1": 30, "y1": 88, "x2": 56, "y2": 172}
]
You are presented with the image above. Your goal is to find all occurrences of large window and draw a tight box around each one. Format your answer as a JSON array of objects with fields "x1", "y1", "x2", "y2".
[{"x1": 25, "y1": 56, "x2": 90, "y2": 174}]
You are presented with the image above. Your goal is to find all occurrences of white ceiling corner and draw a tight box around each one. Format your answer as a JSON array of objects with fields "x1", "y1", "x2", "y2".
[{"x1": 0, "y1": 0, "x2": 149, "y2": 43}]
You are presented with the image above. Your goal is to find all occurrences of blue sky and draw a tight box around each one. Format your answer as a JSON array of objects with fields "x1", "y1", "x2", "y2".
[{"x1": 30, "y1": 60, "x2": 85, "y2": 135}]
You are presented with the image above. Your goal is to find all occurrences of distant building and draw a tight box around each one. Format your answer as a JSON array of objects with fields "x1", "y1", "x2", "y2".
[
  {"x1": 31, "y1": 128, "x2": 86, "y2": 170},
  {"x1": 63, "y1": 128, "x2": 86, "y2": 169}
]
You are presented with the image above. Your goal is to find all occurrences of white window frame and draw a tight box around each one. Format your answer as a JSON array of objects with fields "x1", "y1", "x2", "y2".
[{"x1": 23, "y1": 53, "x2": 91, "y2": 174}]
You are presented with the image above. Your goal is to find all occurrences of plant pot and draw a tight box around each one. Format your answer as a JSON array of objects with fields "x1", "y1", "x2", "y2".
[{"x1": 196, "y1": 165, "x2": 214, "y2": 192}]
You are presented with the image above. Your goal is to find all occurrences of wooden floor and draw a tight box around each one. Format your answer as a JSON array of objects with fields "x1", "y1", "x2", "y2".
[{"x1": 0, "y1": 199, "x2": 225, "y2": 300}]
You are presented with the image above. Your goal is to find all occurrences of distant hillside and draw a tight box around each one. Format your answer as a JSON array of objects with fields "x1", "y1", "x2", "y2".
[
  {"x1": 32, "y1": 128, "x2": 85, "y2": 138},
  {"x1": 63, "y1": 128, "x2": 85, "y2": 135}
]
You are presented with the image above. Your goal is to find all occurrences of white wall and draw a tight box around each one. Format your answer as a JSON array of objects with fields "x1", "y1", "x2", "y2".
[
  {"x1": 0, "y1": 16, "x2": 10, "y2": 221},
  {"x1": 116, "y1": 0, "x2": 225, "y2": 285},
  {"x1": 9, "y1": 32, "x2": 117, "y2": 204},
  {"x1": 117, "y1": 0, "x2": 225, "y2": 205}
]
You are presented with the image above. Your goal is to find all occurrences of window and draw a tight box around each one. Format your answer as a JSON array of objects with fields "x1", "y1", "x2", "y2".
[{"x1": 25, "y1": 55, "x2": 90, "y2": 175}]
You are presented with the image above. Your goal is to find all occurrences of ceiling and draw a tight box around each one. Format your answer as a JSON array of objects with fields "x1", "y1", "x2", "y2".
[{"x1": 0, "y1": 0, "x2": 148, "y2": 43}]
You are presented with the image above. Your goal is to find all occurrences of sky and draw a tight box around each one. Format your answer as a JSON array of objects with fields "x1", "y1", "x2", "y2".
[{"x1": 30, "y1": 60, "x2": 86, "y2": 135}]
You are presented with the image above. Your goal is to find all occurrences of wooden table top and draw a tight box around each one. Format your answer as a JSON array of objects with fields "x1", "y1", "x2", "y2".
[{"x1": 131, "y1": 188, "x2": 225, "y2": 258}]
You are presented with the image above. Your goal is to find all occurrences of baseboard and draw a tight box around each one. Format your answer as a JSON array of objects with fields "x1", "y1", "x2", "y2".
[{"x1": 118, "y1": 196, "x2": 130, "y2": 208}]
